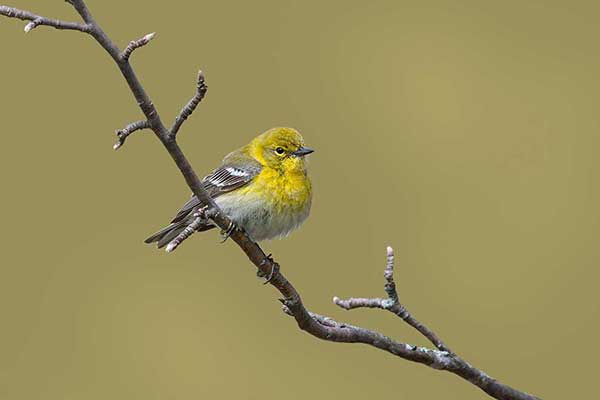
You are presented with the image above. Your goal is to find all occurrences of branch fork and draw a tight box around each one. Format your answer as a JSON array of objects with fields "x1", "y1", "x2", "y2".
[
  {"x1": 334, "y1": 246, "x2": 451, "y2": 353},
  {"x1": 0, "y1": 3, "x2": 540, "y2": 400},
  {"x1": 170, "y1": 70, "x2": 208, "y2": 139},
  {"x1": 23, "y1": 17, "x2": 41, "y2": 32},
  {"x1": 0, "y1": 5, "x2": 90, "y2": 32}
]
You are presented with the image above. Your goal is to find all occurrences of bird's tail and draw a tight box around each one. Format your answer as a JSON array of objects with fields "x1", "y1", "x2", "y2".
[
  {"x1": 144, "y1": 220, "x2": 215, "y2": 249},
  {"x1": 144, "y1": 221, "x2": 186, "y2": 249}
]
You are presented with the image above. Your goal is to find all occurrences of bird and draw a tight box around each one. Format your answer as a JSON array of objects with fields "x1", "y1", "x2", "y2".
[{"x1": 144, "y1": 127, "x2": 313, "y2": 251}]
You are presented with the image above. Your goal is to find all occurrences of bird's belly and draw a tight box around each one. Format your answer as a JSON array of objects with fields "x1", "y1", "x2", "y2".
[{"x1": 215, "y1": 190, "x2": 311, "y2": 242}]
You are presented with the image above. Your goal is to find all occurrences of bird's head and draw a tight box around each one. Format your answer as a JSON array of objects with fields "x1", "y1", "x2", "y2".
[{"x1": 249, "y1": 127, "x2": 314, "y2": 173}]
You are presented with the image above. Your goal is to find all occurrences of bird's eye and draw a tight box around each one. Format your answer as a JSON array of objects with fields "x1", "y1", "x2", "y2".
[{"x1": 275, "y1": 147, "x2": 285, "y2": 155}]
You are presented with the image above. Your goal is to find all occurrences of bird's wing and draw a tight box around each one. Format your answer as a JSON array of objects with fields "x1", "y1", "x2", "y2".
[{"x1": 170, "y1": 157, "x2": 262, "y2": 223}]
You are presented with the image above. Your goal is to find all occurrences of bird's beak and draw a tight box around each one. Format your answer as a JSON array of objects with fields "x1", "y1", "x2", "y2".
[{"x1": 293, "y1": 146, "x2": 315, "y2": 157}]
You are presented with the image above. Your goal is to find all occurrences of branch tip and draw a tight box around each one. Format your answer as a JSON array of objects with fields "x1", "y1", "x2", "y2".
[
  {"x1": 0, "y1": 5, "x2": 89, "y2": 33},
  {"x1": 170, "y1": 69, "x2": 208, "y2": 138},
  {"x1": 24, "y1": 18, "x2": 42, "y2": 33},
  {"x1": 386, "y1": 245, "x2": 394, "y2": 257},
  {"x1": 165, "y1": 243, "x2": 177, "y2": 253},
  {"x1": 121, "y1": 32, "x2": 157, "y2": 62},
  {"x1": 384, "y1": 245, "x2": 395, "y2": 281},
  {"x1": 165, "y1": 216, "x2": 203, "y2": 253},
  {"x1": 113, "y1": 120, "x2": 149, "y2": 150}
]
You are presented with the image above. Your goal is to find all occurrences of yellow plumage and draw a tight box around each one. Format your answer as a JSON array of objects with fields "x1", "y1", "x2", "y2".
[{"x1": 246, "y1": 165, "x2": 312, "y2": 211}]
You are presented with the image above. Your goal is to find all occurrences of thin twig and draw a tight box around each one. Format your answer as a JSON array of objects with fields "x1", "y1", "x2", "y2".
[
  {"x1": 165, "y1": 215, "x2": 204, "y2": 253},
  {"x1": 334, "y1": 247, "x2": 451, "y2": 353},
  {"x1": 0, "y1": 5, "x2": 90, "y2": 32},
  {"x1": 23, "y1": 17, "x2": 41, "y2": 32},
  {"x1": 113, "y1": 120, "x2": 150, "y2": 150},
  {"x1": 383, "y1": 244, "x2": 399, "y2": 302},
  {"x1": 121, "y1": 32, "x2": 156, "y2": 62},
  {"x1": 170, "y1": 70, "x2": 208, "y2": 138},
  {"x1": 0, "y1": 3, "x2": 540, "y2": 400}
]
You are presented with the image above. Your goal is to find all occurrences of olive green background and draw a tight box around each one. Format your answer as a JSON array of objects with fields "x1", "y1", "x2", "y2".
[{"x1": 1, "y1": 0, "x2": 597, "y2": 399}]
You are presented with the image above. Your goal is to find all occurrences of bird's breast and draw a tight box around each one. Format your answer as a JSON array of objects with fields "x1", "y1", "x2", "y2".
[
  {"x1": 253, "y1": 167, "x2": 312, "y2": 211},
  {"x1": 215, "y1": 167, "x2": 312, "y2": 241}
]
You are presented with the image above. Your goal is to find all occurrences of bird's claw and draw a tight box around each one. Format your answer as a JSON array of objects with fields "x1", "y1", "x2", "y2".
[
  {"x1": 257, "y1": 254, "x2": 279, "y2": 285},
  {"x1": 220, "y1": 220, "x2": 236, "y2": 243},
  {"x1": 191, "y1": 206, "x2": 210, "y2": 228},
  {"x1": 257, "y1": 254, "x2": 273, "y2": 274},
  {"x1": 193, "y1": 206, "x2": 209, "y2": 219},
  {"x1": 263, "y1": 263, "x2": 279, "y2": 285}
]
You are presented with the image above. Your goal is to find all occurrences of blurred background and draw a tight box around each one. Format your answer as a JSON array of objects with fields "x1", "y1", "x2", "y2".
[{"x1": 1, "y1": 0, "x2": 597, "y2": 398}]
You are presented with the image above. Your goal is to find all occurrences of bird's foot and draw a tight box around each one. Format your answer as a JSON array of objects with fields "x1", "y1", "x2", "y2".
[
  {"x1": 257, "y1": 254, "x2": 279, "y2": 285},
  {"x1": 257, "y1": 254, "x2": 273, "y2": 277},
  {"x1": 193, "y1": 206, "x2": 209, "y2": 222},
  {"x1": 219, "y1": 220, "x2": 237, "y2": 243}
]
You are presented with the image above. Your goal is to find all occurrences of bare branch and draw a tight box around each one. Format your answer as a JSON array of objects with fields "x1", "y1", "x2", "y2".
[
  {"x1": 333, "y1": 296, "x2": 388, "y2": 310},
  {"x1": 383, "y1": 244, "x2": 399, "y2": 301},
  {"x1": 113, "y1": 120, "x2": 150, "y2": 150},
  {"x1": 334, "y1": 246, "x2": 451, "y2": 353},
  {"x1": 282, "y1": 304, "x2": 454, "y2": 369},
  {"x1": 0, "y1": 5, "x2": 90, "y2": 32},
  {"x1": 0, "y1": 3, "x2": 541, "y2": 400},
  {"x1": 166, "y1": 214, "x2": 204, "y2": 253},
  {"x1": 121, "y1": 32, "x2": 156, "y2": 62},
  {"x1": 170, "y1": 70, "x2": 208, "y2": 138},
  {"x1": 279, "y1": 306, "x2": 537, "y2": 400},
  {"x1": 65, "y1": 0, "x2": 94, "y2": 25}
]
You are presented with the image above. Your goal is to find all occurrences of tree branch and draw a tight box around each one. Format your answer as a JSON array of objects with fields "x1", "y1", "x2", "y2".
[
  {"x1": 334, "y1": 246, "x2": 451, "y2": 353},
  {"x1": 121, "y1": 32, "x2": 156, "y2": 62},
  {"x1": 170, "y1": 70, "x2": 208, "y2": 139},
  {"x1": 0, "y1": 5, "x2": 89, "y2": 32},
  {"x1": 166, "y1": 214, "x2": 204, "y2": 253},
  {"x1": 113, "y1": 120, "x2": 150, "y2": 150},
  {"x1": 0, "y1": 3, "x2": 541, "y2": 400}
]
